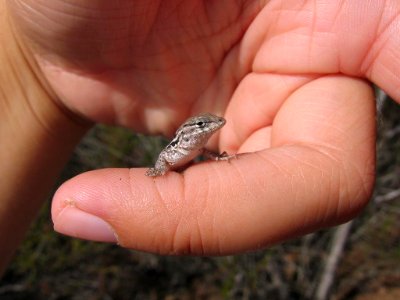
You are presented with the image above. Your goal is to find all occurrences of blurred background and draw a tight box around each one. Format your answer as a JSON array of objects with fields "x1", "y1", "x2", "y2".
[{"x1": 1, "y1": 94, "x2": 399, "y2": 300}]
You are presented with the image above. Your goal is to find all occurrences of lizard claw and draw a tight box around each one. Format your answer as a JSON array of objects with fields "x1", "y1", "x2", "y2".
[{"x1": 204, "y1": 149, "x2": 237, "y2": 161}]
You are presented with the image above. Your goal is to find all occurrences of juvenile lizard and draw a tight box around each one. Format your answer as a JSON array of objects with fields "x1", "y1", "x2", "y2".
[{"x1": 146, "y1": 113, "x2": 234, "y2": 177}]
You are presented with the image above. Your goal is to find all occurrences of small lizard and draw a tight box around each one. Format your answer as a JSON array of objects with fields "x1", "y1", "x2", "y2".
[{"x1": 146, "y1": 113, "x2": 234, "y2": 177}]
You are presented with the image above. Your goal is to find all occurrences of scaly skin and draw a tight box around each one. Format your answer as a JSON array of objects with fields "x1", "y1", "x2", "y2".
[{"x1": 146, "y1": 113, "x2": 229, "y2": 176}]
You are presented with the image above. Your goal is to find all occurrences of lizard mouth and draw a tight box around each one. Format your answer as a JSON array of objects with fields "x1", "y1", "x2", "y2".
[{"x1": 217, "y1": 117, "x2": 226, "y2": 127}]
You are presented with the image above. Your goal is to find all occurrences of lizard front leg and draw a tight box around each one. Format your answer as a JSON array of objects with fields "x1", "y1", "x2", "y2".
[{"x1": 145, "y1": 156, "x2": 170, "y2": 177}]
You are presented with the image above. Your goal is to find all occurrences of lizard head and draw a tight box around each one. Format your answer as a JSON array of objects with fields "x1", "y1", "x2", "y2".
[{"x1": 174, "y1": 113, "x2": 226, "y2": 149}]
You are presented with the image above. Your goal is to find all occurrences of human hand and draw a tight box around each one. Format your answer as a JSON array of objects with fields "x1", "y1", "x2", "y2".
[{"x1": 8, "y1": 0, "x2": 399, "y2": 254}]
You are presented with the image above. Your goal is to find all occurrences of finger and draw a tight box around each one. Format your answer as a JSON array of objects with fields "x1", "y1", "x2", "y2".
[
  {"x1": 52, "y1": 76, "x2": 375, "y2": 254},
  {"x1": 247, "y1": 0, "x2": 400, "y2": 101},
  {"x1": 222, "y1": 73, "x2": 317, "y2": 153}
]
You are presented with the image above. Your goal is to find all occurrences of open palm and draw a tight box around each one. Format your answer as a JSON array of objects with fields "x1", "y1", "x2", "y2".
[{"x1": 9, "y1": 0, "x2": 399, "y2": 254}]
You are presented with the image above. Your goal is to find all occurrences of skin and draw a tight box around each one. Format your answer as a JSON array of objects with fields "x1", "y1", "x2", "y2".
[{"x1": 0, "y1": 0, "x2": 399, "y2": 273}]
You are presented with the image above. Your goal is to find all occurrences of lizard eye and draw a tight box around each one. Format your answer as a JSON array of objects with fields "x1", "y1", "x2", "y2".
[{"x1": 196, "y1": 121, "x2": 205, "y2": 127}]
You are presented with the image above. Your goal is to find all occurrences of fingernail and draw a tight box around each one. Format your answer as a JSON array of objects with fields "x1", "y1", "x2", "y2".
[{"x1": 53, "y1": 206, "x2": 117, "y2": 243}]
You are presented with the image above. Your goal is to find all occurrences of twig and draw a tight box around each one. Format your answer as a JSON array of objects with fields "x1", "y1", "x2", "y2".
[
  {"x1": 374, "y1": 189, "x2": 400, "y2": 204},
  {"x1": 315, "y1": 221, "x2": 353, "y2": 300}
]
